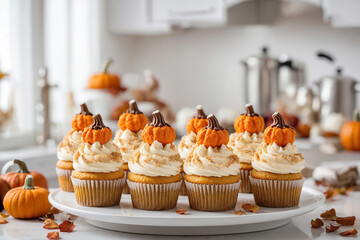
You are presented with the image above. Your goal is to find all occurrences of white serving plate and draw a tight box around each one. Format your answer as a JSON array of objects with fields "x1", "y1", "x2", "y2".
[{"x1": 49, "y1": 187, "x2": 324, "y2": 235}]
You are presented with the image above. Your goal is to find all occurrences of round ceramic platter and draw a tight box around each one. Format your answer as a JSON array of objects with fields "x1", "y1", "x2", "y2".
[{"x1": 49, "y1": 187, "x2": 324, "y2": 235}]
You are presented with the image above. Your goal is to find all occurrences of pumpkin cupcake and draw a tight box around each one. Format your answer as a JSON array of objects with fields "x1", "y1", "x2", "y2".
[
  {"x1": 56, "y1": 103, "x2": 93, "y2": 192},
  {"x1": 127, "y1": 110, "x2": 182, "y2": 210},
  {"x1": 178, "y1": 105, "x2": 208, "y2": 195},
  {"x1": 228, "y1": 104, "x2": 264, "y2": 193},
  {"x1": 184, "y1": 114, "x2": 241, "y2": 212},
  {"x1": 71, "y1": 114, "x2": 125, "y2": 207},
  {"x1": 250, "y1": 112, "x2": 305, "y2": 208},
  {"x1": 113, "y1": 100, "x2": 149, "y2": 193}
]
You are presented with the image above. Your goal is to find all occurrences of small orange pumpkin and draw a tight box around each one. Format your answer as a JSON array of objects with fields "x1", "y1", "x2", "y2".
[
  {"x1": 71, "y1": 103, "x2": 94, "y2": 131},
  {"x1": 89, "y1": 59, "x2": 121, "y2": 89},
  {"x1": 263, "y1": 112, "x2": 296, "y2": 147},
  {"x1": 186, "y1": 105, "x2": 208, "y2": 134},
  {"x1": 340, "y1": 110, "x2": 360, "y2": 151},
  {"x1": 1, "y1": 159, "x2": 48, "y2": 189},
  {"x1": 234, "y1": 104, "x2": 264, "y2": 134},
  {"x1": 82, "y1": 114, "x2": 112, "y2": 145},
  {"x1": 118, "y1": 100, "x2": 149, "y2": 132},
  {"x1": 0, "y1": 178, "x2": 10, "y2": 211},
  {"x1": 3, "y1": 175, "x2": 52, "y2": 219},
  {"x1": 142, "y1": 110, "x2": 176, "y2": 145},
  {"x1": 197, "y1": 114, "x2": 229, "y2": 148}
]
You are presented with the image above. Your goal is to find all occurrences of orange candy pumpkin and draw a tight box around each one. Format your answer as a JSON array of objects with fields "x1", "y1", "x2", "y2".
[
  {"x1": 340, "y1": 110, "x2": 360, "y2": 151},
  {"x1": 89, "y1": 59, "x2": 121, "y2": 89},
  {"x1": 234, "y1": 104, "x2": 264, "y2": 134},
  {"x1": 186, "y1": 105, "x2": 208, "y2": 134},
  {"x1": 197, "y1": 114, "x2": 229, "y2": 148},
  {"x1": 71, "y1": 103, "x2": 94, "y2": 131},
  {"x1": 142, "y1": 110, "x2": 176, "y2": 145},
  {"x1": 118, "y1": 100, "x2": 149, "y2": 132},
  {"x1": 263, "y1": 112, "x2": 296, "y2": 147},
  {"x1": 82, "y1": 114, "x2": 112, "y2": 145}
]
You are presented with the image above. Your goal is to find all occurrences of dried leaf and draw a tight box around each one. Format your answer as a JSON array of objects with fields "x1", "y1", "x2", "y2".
[
  {"x1": 321, "y1": 208, "x2": 337, "y2": 221},
  {"x1": 242, "y1": 204, "x2": 259, "y2": 213},
  {"x1": 59, "y1": 220, "x2": 75, "y2": 232},
  {"x1": 326, "y1": 224, "x2": 341, "y2": 233},
  {"x1": 0, "y1": 213, "x2": 9, "y2": 218},
  {"x1": 175, "y1": 209, "x2": 187, "y2": 215},
  {"x1": 39, "y1": 214, "x2": 54, "y2": 221},
  {"x1": 0, "y1": 215, "x2": 8, "y2": 224},
  {"x1": 233, "y1": 210, "x2": 246, "y2": 215},
  {"x1": 43, "y1": 219, "x2": 59, "y2": 230},
  {"x1": 311, "y1": 218, "x2": 324, "y2": 228},
  {"x1": 324, "y1": 189, "x2": 338, "y2": 199},
  {"x1": 336, "y1": 216, "x2": 356, "y2": 226},
  {"x1": 339, "y1": 228, "x2": 358, "y2": 237},
  {"x1": 336, "y1": 187, "x2": 353, "y2": 196},
  {"x1": 46, "y1": 231, "x2": 60, "y2": 239}
]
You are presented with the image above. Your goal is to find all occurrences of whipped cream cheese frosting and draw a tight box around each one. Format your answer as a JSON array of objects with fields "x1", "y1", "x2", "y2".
[
  {"x1": 252, "y1": 142, "x2": 305, "y2": 174},
  {"x1": 113, "y1": 129, "x2": 143, "y2": 163},
  {"x1": 184, "y1": 144, "x2": 241, "y2": 177},
  {"x1": 57, "y1": 130, "x2": 83, "y2": 161},
  {"x1": 73, "y1": 141, "x2": 123, "y2": 173},
  {"x1": 178, "y1": 131, "x2": 197, "y2": 159},
  {"x1": 129, "y1": 141, "x2": 182, "y2": 177},
  {"x1": 228, "y1": 131, "x2": 263, "y2": 163}
]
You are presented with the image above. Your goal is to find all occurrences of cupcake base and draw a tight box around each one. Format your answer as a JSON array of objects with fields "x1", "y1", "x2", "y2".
[
  {"x1": 56, "y1": 168, "x2": 74, "y2": 192},
  {"x1": 239, "y1": 169, "x2": 252, "y2": 193}
]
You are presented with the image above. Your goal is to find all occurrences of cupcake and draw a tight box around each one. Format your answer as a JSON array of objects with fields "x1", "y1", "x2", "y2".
[
  {"x1": 127, "y1": 110, "x2": 182, "y2": 210},
  {"x1": 178, "y1": 105, "x2": 208, "y2": 195},
  {"x1": 184, "y1": 114, "x2": 241, "y2": 212},
  {"x1": 228, "y1": 104, "x2": 264, "y2": 193},
  {"x1": 71, "y1": 114, "x2": 125, "y2": 207},
  {"x1": 113, "y1": 100, "x2": 149, "y2": 193},
  {"x1": 56, "y1": 103, "x2": 94, "y2": 192},
  {"x1": 250, "y1": 112, "x2": 305, "y2": 208}
]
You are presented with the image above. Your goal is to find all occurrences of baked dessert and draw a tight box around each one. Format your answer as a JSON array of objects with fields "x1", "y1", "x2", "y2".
[
  {"x1": 113, "y1": 100, "x2": 149, "y2": 193},
  {"x1": 56, "y1": 103, "x2": 93, "y2": 192},
  {"x1": 313, "y1": 165, "x2": 359, "y2": 188},
  {"x1": 228, "y1": 104, "x2": 264, "y2": 193},
  {"x1": 71, "y1": 114, "x2": 125, "y2": 207},
  {"x1": 127, "y1": 110, "x2": 182, "y2": 210},
  {"x1": 184, "y1": 114, "x2": 241, "y2": 211},
  {"x1": 250, "y1": 112, "x2": 305, "y2": 208}
]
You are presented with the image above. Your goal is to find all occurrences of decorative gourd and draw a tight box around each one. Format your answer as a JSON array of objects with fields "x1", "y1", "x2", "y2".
[
  {"x1": 82, "y1": 114, "x2": 112, "y2": 145},
  {"x1": 340, "y1": 110, "x2": 360, "y2": 151},
  {"x1": 0, "y1": 178, "x2": 11, "y2": 211},
  {"x1": 197, "y1": 114, "x2": 229, "y2": 148},
  {"x1": 89, "y1": 59, "x2": 120, "y2": 89},
  {"x1": 263, "y1": 112, "x2": 296, "y2": 147},
  {"x1": 118, "y1": 100, "x2": 149, "y2": 132},
  {"x1": 71, "y1": 103, "x2": 94, "y2": 131},
  {"x1": 3, "y1": 175, "x2": 52, "y2": 219},
  {"x1": 234, "y1": 104, "x2": 264, "y2": 134},
  {"x1": 1, "y1": 159, "x2": 48, "y2": 189},
  {"x1": 186, "y1": 105, "x2": 208, "y2": 135},
  {"x1": 142, "y1": 110, "x2": 176, "y2": 145}
]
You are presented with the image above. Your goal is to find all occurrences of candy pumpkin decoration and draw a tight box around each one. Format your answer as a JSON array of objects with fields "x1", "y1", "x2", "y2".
[
  {"x1": 71, "y1": 103, "x2": 94, "y2": 131},
  {"x1": 142, "y1": 110, "x2": 176, "y2": 145},
  {"x1": 118, "y1": 100, "x2": 149, "y2": 132},
  {"x1": 234, "y1": 104, "x2": 264, "y2": 134},
  {"x1": 89, "y1": 59, "x2": 121, "y2": 89},
  {"x1": 263, "y1": 112, "x2": 296, "y2": 147},
  {"x1": 82, "y1": 114, "x2": 112, "y2": 145},
  {"x1": 197, "y1": 114, "x2": 229, "y2": 148},
  {"x1": 186, "y1": 105, "x2": 208, "y2": 134},
  {"x1": 3, "y1": 175, "x2": 52, "y2": 219},
  {"x1": 340, "y1": 110, "x2": 360, "y2": 151},
  {"x1": 0, "y1": 178, "x2": 11, "y2": 211},
  {"x1": 1, "y1": 159, "x2": 48, "y2": 189}
]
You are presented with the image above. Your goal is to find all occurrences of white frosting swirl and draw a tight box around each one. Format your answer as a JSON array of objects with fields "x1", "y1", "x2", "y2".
[
  {"x1": 129, "y1": 141, "x2": 182, "y2": 177},
  {"x1": 178, "y1": 132, "x2": 197, "y2": 159},
  {"x1": 228, "y1": 131, "x2": 263, "y2": 163},
  {"x1": 252, "y1": 142, "x2": 305, "y2": 174},
  {"x1": 184, "y1": 144, "x2": 240, "y2": 177},
  {"x1": 57, "y1": 130, "x2": 83, "y2": 161},
  {"x1": 113, "y1": 129, "x2": 143, "y2": 163},
  {"x1": 73, "y1": 141, "x2": 123, "y2": 173}
]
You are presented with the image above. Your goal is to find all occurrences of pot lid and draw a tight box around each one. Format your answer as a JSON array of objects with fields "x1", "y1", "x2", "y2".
[{"x1": 319, "y1": 67, "x2": 358, "y2": 83}]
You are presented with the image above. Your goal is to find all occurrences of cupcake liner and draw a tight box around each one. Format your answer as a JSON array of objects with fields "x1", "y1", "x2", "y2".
[
  {"x1": 249, "y1": 176, "x2": 304, "y2": 208},
  {"x1": 56, "y1": 167, "x2": 74, "y2": 192},
  {"x1": 71, "y1": 176, "x2": 125, "y2": 207},
  {"x1": 127, "y1": 180, "x2": 182, "y2": 210},
  {"x1": 122, "y1": 170, "x2": 130, "y2": 194},
  {"x1": 185, "y1": 180, "x2": 241, "y2": 212},
  {"x1": 239, "y1": 169, "x2": 252, "y2": 193},
  {"x1": 180, "y1": 172, "x2": 187, "y2": 196}
]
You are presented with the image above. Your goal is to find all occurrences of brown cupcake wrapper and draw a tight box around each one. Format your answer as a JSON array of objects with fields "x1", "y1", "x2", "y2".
[
  {"x1": 249, "y1": 176, "x2": 304, "y2": 208},
  {"x1": 71, "y1": 176, "x2": 125, "y2": 207},
  {"x1": 185, "y1": 180, "x2": 241, "y2": 212},
  {"x1": 239, "y1": 169, "x2": 252, "y2": 193},
  {"x1": 56, "y1": 168, "x2": 74, "y2": 192},
  {"x1": 122, "y1": 170, "x2": 130, "y2": 194},
  {"x1": 127, "y1": 180, "x2": 182, "y2": 210},
  {"x1": 180, "y1": 172, "x2": 187, "y2": 196}
]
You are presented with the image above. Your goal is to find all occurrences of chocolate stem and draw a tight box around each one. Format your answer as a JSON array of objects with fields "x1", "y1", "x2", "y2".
[
  {"x1": 206, "y1": 114, "x2": 225, "y2": 130},
  {"x1": 270, "y1": 112, "x2": 293, "y2": 129},
  {"x1": 102, "y1": 59, "x2": 113, "y2": 74},
  {"x1": 127, "y1": 99, "x2": 142, "y2": 114},
  {"x1": 196, "y1": 105, "x2": 206, "y2": 119},
  {"x1": 91, "y1": 114, "x2": 108, "y2": 129},
  {"x1": 245, "y1": 104, "x2": 258, "y2": 116},
  {"x1": 79, "y1": 103, "x2": 92, "y2": 115},
  {"x1": 150, "y1": 110, "x2": 170, "y2": 127}
]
